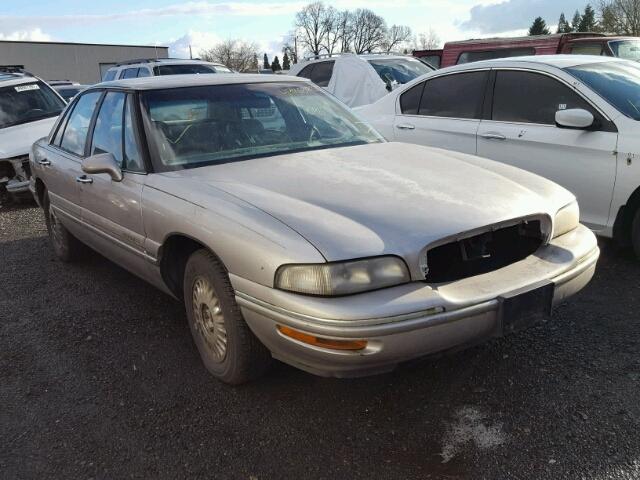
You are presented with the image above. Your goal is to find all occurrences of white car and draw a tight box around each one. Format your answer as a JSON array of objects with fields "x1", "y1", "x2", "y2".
[
  {"x1": 357, "y1": 55, "x2": 640, "y2": 256},
  {"x1": 288, "y1": 53, "x2": 434, "y2": 107},
  {"x1": 0, "y1": 69, "x2": 65, "y2": 203},
  {"x1": 102, "y1": 58, "x2": 232, "y2": 82}
]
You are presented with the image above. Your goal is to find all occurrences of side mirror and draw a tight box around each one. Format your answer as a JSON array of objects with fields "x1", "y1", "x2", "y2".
[
  {"x1": 555, "y1": 108, "x2": 595, "y2": 130},
  {"x1": 81, "y1": 153, "x2": 123, "y2": 182}
]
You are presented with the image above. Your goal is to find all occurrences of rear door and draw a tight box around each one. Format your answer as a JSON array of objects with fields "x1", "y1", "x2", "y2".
[
  {"x1": 476, "y1": 69, "x2": 618, "y2": 231},
  {"x1": 393, "y1": 70, "x2": 488, "y2": 155},
  {"x1": 79, "y1": 91, "x2": 148, "y2": 268},
  {"x1": 37, "y1": 90, "x2": 102, "y2": 221}
]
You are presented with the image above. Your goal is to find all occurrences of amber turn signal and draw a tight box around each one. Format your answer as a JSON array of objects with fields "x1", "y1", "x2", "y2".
[{"x1": 277, "y1": 325, "x2": 368, "y2": 351}]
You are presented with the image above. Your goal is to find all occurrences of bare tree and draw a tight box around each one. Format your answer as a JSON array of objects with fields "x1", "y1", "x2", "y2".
[
  {"x1": 295, "y1": 1, "x2": 331, "y2": 56},
  {"x1": 283, "y1": 30, "x2": 300, "y2": 64},
  {"x1": 337, "y1": 10, "x2": 354, "y2": 53},
  {"x1": 382, "y1": 25, "x2": 412, "y2": 53},
  {"x1": 351, "y1": 8, "x2": 387, "y2": 54},
  {"x1": 415, "y1": 28, "x2": 441, "y2": 50},
  {"x1": 321, "y1": 6, "x2": 342, "y2": 56},
  {"x1": 599, "y1": 0, "x2": 640, "y2": 35},
  {"x1": 199, "y1": 39, "x2": 258, "y2": 72}
]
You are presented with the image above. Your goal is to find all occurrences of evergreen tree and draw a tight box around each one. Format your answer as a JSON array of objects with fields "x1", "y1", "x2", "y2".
[
  {"x1": 571, "y1": 10, "x2": 582, "y2": 32},
  {"x1": 529, "y1": 17, "x2": 551, "y2": 36},
  {"x1": 578, "y1": 4, "x2": 597, "y2": 32},
  {"x1": 263, "y1": 53, "x2": 270, "y2": 70},
  {"x1": 282, "y1": 52, "x2": 291, "y2": 70},
  {"x1": 556, "y1": 13, "x2": 572, "y2": 33},
  {"x1": 271, "y1": 56, "x2": 282, "y2": 72}
]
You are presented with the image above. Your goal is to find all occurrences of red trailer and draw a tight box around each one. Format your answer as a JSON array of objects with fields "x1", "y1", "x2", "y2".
[{"x1": 414, "y1": 33, "x2": 610, "y2": 68}]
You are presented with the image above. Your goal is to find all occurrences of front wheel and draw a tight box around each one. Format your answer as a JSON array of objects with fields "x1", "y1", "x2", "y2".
[{"x1": 183, "y1": 249, "x2": 272, "y2": 384}]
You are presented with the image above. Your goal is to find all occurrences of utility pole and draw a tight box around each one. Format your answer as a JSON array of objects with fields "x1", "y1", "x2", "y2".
[{"x1": 189, "y1": 44, "x2": 193, "y2": 59}]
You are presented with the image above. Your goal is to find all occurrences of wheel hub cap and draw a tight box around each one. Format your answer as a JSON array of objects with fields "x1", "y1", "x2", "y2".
[{"x1": 192, "y1": 276, "x2": 227, "y2": 362}]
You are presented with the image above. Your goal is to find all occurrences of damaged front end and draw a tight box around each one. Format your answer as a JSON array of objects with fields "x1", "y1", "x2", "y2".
[{"x1": 0, "y1": 154, "x2": 31, "y2": 204}]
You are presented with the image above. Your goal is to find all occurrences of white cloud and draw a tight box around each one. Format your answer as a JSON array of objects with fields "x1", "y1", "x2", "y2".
[
  {"x1": 0, "y1": 28, "x2": 52, "y2": 42},
  {"x1": 167, "y1": 31, "x2": 223, "y2": 58}
]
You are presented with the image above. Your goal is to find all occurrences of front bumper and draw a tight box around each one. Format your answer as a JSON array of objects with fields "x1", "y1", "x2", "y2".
[{"x1": 234, "y1": 224, "x2": 599, "y2": 378}]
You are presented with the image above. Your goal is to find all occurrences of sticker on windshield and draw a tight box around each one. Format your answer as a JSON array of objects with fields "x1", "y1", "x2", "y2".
[
  {"x1": 558, "y1": 103, "x2": 567, "y2": 110},
  {"x1": 15, "y1": 84, "x2": 40, "y2": 93}
]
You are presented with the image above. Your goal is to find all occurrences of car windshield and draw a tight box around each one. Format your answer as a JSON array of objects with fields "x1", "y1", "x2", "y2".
[
  {"x1": 153, "y1": 64, "x2": 219, "y2": 75},
  {"x1": 565, "y1": 61, "x2": 640, "y2": 120},
  {"x1": 141, "y1": 82, "x2": 382, "y2": 171},
  {"x1": 0, "y1": 80, "x2": 65, "y2": 129},
  {"x1": 213, "y1": 66, "x2": 233, "y2": 73},
  {"x1": 609, "y1": 40, "x2": 640, "y2": 61},
  {"x1": 368, "y1": 58, "x2": 433, "y2": 86}
]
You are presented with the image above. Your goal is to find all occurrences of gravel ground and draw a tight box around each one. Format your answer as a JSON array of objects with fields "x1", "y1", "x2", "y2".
[{"x1": 1, "y1": 204, "x2": 640, "y2": 480}]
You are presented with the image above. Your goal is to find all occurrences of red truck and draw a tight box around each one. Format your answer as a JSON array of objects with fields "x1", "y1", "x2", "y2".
[{"x1": 414, "y1": 33, "x2": 640, "y2": 68}]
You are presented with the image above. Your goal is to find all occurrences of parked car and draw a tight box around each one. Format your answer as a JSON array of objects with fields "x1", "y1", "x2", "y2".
[
  {"x1": 102, "y1": 58, "x2": 232, "y2": 82},
  {"x1": 288, "y1": 53, "x2": 435, "y2": 107},
  {"x1": 0, "y1": 69, "x2": 65, "y2": 203},
  {"x1": 51, "y1": 83, "x2": 89, "y2": 103},
  {"x1": 30, "y1": 74, "x2": 598, "y2": 384},
  {"x1": 357, "y1": 55, "x2": 640, "y2": 256},
  {"x1": 412, "y1": 33, "x2": 636, "y2": 69}
]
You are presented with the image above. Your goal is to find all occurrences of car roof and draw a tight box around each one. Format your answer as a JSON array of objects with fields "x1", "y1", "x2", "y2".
[
  {"x1": 112, "y1": 59, "x2": 226, "y2": 68},
  {"x1": 96, "y1": 73, "x2": 310, "y2": 90},
  {"x1": 301, "y1": 53, "x2": 418, "y2": 63},
  {"x1": 439, "y1": 54, "x2": 624, "y2": 72},
  {"x1": 0, "y1": 72, "x2": 42, "y2": 88}
]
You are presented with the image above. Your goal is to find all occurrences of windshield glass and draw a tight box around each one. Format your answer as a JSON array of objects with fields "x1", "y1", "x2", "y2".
[
  {"x1": 609, "y1": 40, "x2": 640, "y2": 61},
  {"x1": 368, "y1": 58, "x2": 433, "y2": 86},
  {"x1": 0, "y1": 80, "x2": 65, "y2": 129},
  {"x1": 141, "y1": 82, "x2": 382, "y2": 171},
  {"x1": 214, "y1": 66, "x2": 233, "y2": 73},
  {"x1": 565, "y1": 61, "x2": 640, "y2": 120},
  {"x1": 153, "y1": 64, "x2": 218, "y2": 75}
]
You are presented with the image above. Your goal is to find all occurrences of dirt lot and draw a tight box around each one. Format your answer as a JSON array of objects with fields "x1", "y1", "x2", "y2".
[{"x1": 1, "y1": 203, "x2": 640, "y2": 480}]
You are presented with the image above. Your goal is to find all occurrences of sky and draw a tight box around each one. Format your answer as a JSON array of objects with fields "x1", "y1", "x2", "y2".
[{"x1": 0, "y1": 0, "x2": 590, "y2": 59}]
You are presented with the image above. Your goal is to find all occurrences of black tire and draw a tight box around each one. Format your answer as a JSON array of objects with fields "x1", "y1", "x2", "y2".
[
  {"x1": 42, "y1": 189, "x2": 85, "y2": 262},
  {"x1": 183, "y1": 249, "x2": 272, "y2": 384},
  {"x1": 632, "y1": 208, "x2": 640, "y2": 260}
]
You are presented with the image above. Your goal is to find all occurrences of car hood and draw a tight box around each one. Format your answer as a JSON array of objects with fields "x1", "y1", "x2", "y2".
[
  {"x1": 163, "y1": 142, "x2": 574, "y2": 271},
  {"x1": 0, "y1": 116, "x2": 57, "y2": 159}
]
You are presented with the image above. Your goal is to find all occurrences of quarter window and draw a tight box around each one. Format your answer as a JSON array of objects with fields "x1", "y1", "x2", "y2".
[
  {"x1": 297, "y1": 65, "x2": 315, "y2": 79},
  {"x1": 91, "y1": 91, "x2": 125, "y2": 166},
  {"x1": 121, "y1": 68, "x2": 138, "y2": 79},
  {"x1": 492, "y1": 71, "x2": 594, "y2": 125},
  {"x1": 103, "y1": 70, "x2": 117, "y2": 82},
  {"x1": 418, "y1": 71, "x2": 488, "y2": 119},
  {"x1": 124, "y1": 95, "x2": 144, "y2": 172},
  {"x1": 399, "y1": 81, "x2": 425, "y2": 115},
  {"x1": 137, "y1": 68, "x2": 151, "y2": 78},
  {"x1": 60, "y1": 91, "x2": 102, "y2": 156},
  {"x1": 309, "y1": 61, "x2": 335, "y2": 87}
]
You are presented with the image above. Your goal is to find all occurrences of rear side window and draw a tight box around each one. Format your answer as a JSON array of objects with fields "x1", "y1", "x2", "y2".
[
  {"x1": 309, "y1": 61, "x2": 334, "y2": 87},
  {"x1": 457, "y1": 48, "x2": 535, "y2": 65},
  {"x1": 103, "y1": 70, "x2": 117, "y2": 82},
  {"x1": 121, "y1": 68, "x2": 139, "y2": 79},
  {"x1": 400, "y1": 81, "x2": 425, "y2": 115},
  {"x1": 492, "y1": 71, "x2": 594, "y2": 125},
  {"x1": 418, "y1": 71, "x2": 488, "y2": 119},
  {"x1": 297, "y1": 64, "x2": 315, "y2": 79},
  {"x1": 91, "y1": 91, "x2": 126, "y2": 166},
  {"x1": 137, "y1": 68, "x2": 151, "y2": 78},
  {"x1": 569, "y1": 44, "x2": 604, "y2": 55},
  {"x1": 60, "y1": 91, "x2": 102, "y2": 156}
]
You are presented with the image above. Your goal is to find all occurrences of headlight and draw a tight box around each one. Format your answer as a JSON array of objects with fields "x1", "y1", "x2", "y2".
[
  {"x1": 275, "y1": 256, "x2": 410, "y2": 296},
  {"x1": 553, "y1": 201, "x2": 580, "y2": 238}
]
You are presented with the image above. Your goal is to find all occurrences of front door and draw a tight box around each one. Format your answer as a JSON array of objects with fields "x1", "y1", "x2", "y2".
[
  {"x1": 477, "y1": 70, "x2": 618, "y2": 231},
  {"x1": 392, "y1": 70, "x2": 488, "y2": 155}
]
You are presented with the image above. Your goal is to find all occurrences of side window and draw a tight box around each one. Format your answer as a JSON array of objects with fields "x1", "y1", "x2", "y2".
[
  {"x1": 400, "y1": 81, "x2": 425, "y2": 115},
  {"x1": 569, "y1": 44, "x2": 604, "y2": 56},
  {"x1": 91, "y1": 91, "x2": 125, "y2": 166},
  {"x1": 297, "y1": 64, "x2": 315, "y2": 79},
  {"x1": 121, "y1": 68, "x2": 139, "y2": 79},
  {"x1": 123, "y1": 95, "x2": 144, "y2": 172},
  {"x1": 60, "y1": 91, "x2": 102, "y2": 156},
  {"x1": 457, "y1": 48, "x2": 535, "y2": 65},
  {"x1": 52, "y1": 109, "x2": 71, "y2": 146},
  {"x1": 492, "y1": 71, "x2": 594, "y2": 125},
  {"x1": 137, "y1": 68, "x2": 151, "y2": 78},
  {"x1": 103, "y1": 70, "x2": 117, "y2": 82},
  {"x1": 419, "y1": 71, "x2": 488, "y2": 119},
  {"x1": 309, "y1": 61, "x2": 334, "y2": 87}
]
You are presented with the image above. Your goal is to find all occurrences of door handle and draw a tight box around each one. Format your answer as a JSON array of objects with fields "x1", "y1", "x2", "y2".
[
  {"x1": 37, "y1": 159, "x2": 51, "y2": 166},
  {"x1": 480, "y1": 132, "x2": 506, "y2": 140},
  {"x1": 76, "y1": 175, "x2": 93, "y2": 184},
  {"x1": 396, "y1": 123, "x2": 415, "y2": 130}
]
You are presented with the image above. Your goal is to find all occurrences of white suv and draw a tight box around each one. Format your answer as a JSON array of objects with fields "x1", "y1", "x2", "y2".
[
  {"x1": 0, "y1": 69, "x2": 65, "y2": 203},
  {"x1": 288, "y1": 53, "x2": 434, "y2": 107},
  {"x1": 102, "y1": 58, "x2": 232, "y2": 82}
]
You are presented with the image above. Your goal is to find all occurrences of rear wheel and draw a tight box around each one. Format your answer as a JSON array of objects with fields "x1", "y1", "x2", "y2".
[
  {"x1": 183, "y1": 249, "x2": 272, "y2": 384},
  {"x1": 43, "y1": 189, "x2": 84, "y2": 262},
  {"x1": 632, "y1": 208, "x2": 640, "y2": 259}
]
